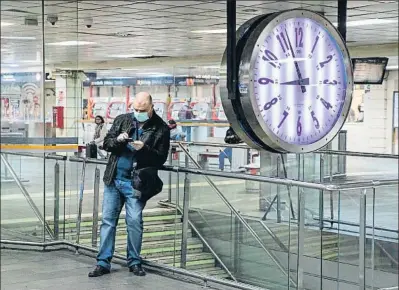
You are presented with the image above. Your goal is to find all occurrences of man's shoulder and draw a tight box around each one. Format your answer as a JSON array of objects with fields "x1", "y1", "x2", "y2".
[
  {"x1": 152, "y1": 114, "x2": 168, "y2": 128},
  {"x1": 113, "y1": 113, "x2": 131, "y2": 123}
]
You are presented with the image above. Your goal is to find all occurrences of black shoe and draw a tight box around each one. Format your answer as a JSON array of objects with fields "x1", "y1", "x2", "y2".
[
  {"x1": 88, "y1": 265, "x2": 110, "y2": 277},
  {"x1": 129, "y1": 264, "x2": 146, "y2": 276}
]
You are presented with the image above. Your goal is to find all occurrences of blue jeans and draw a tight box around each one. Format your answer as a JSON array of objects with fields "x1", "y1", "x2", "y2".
[
  {"x1": 219, "y1": 147, "x2": 232, "y2": 170},
  {"x1": 182, "y1": 126, "x2": 192, "y2": 142},
  {"x1": 97, "y1": 179, "x2": 146, "y2": 270}
]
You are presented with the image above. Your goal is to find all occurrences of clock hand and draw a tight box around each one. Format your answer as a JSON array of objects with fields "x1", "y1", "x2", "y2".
[
  {"x1": 284, "y1": 29, "x2": 306, "y2": 93},
  {"x1": 281, "y1": 78, "x2": 310, "y2": 86}
]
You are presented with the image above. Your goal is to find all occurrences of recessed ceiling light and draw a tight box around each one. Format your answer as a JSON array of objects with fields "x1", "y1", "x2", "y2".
[
  {"x1": 47, "y1": 41, "x2": 96, "y2": 46},
  {"x1": 191, "y1": 29, "x2": 226, "y2": 34},
  {"x1": 109, "y1": 54, "x2": 152, "y2": 58},
  {"x1": 1, "y1": 22, "x2": 14, "y2": 27},
  {"x1": 1, "y1": 36, "x2": 36, "y2": 40}
]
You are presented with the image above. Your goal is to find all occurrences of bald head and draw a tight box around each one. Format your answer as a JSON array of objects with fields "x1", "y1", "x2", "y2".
[
  {"x1": 133, "y1": 91, "x2": 154, "y2": 122},
  {"x1": 134, "y1": 92, "x2": 152, "y2": 109}
]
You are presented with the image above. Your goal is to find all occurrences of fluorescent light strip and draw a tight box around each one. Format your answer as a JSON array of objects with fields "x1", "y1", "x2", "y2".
[
  {"x1": 1, "y1": 36, "x2": 36, "y2": 40},
  {"x1": 47, "y1": 41, "x2": 96, "y2": 46},
  {"x1": 192, "y1": 18, "x2": 399, "y2": 34},
  {"x1": 386, "y1": 65, "x2": 398, "y2": 70},
  {"x1": 1, "y1": 22, "x2": 14, "y2": 27}
]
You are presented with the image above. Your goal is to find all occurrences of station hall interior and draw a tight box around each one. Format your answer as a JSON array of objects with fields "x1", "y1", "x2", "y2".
[{"x1": 0, "y1": 1, "x2": 398, "y2": 290}]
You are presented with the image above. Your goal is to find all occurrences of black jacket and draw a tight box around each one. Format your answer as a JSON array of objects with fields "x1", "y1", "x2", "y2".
[
  {"x1": 224, "y1": 127, "x2": 242, "y2": 144},
  {"x1": 102, "y1": 112, "x2": 170, "y2": 186}
]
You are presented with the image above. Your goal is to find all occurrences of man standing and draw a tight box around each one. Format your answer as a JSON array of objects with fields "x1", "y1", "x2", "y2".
[{"x1": 89, "y1": 92, "x2": 170, "y2": 277}]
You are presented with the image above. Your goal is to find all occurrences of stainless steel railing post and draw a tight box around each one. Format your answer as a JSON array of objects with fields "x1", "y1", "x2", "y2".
[
  {"x1": 319, "y1": 155, "x2": 325, "y2": 230},
  {"x1": 92, "y1": 166, "x2": 100, "y2": 248},
  {"x1": 180, "y1": 152, "x2": 191, "y2": 269},
  {"x1": 168, "y1": 148, "x2": 173, "y2": 202},
  {"x1": 180, "y1": 171, "x2": 190, "y2": 269},
  {"x1": 297, "y1": 188, "x2": 305, "y2": 289},
  {"x1": 359, "y1": 189, "x2": 367, "y2": 290},
  {"x1": 53, "y1": 162, "x2": 60, "y2": 240},
  {"x1": 276, "y1": 155, "x2": 281, "y2": 223}
]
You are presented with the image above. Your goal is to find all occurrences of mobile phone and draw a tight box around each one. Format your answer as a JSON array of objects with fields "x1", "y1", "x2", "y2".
[{"x1": 125, "y1": 138, "x2": 134, "y2": 142}]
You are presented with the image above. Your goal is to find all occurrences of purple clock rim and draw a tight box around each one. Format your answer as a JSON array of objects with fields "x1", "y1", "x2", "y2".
[{"x1": 239, "y1": 9, "x2": 354, "y2": 153}]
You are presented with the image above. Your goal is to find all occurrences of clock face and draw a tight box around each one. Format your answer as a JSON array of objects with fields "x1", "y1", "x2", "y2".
[
  {"x1": 252, "y1": 17, "x2": 348, "y2": 146},
  {"x1": 220, "y1": 10, "x2": 353, "y2": 153}
]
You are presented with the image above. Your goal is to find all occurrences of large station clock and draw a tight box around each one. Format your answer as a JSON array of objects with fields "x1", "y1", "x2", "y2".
[{"x1": 220, "y1": 10, "x2": 353, "y2": 153}]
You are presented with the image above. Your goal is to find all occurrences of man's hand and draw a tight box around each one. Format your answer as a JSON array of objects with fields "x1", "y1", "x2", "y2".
[
  {"x1": 117, "y1": 132, "x2": 129, "y2": 142},
  {"x1": 131, "y1": 141, "x2": 144, "y2": 151}
]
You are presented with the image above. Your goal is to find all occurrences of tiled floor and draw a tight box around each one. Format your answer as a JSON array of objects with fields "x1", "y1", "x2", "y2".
[{"x1": 0, "y1": 249, "x2": 211, "y2": 290}]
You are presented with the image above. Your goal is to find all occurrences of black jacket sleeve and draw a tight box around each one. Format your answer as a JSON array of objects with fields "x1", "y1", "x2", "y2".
[
  {"x1": 224, "y1": 127, "x2": 242, "y2": 144},
  {"x1": 137, "y1": 125, "x2": 170, "y2": 168},
  {"x1": 102, "y1": 115, "x2": 124, "y2": 153}
]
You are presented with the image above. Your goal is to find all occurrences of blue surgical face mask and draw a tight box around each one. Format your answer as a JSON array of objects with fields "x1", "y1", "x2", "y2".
[{"x1": 134, "y1": 111, "x2": 149, "y2": 123}]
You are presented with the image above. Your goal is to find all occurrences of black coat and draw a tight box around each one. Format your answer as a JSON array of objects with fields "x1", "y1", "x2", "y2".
[
  {"x1": 102, "y1": 112, "x2": 170, "y2": 198},
  {"x1": 224, "y1": 127, "x2": 242, "y2": 144}
]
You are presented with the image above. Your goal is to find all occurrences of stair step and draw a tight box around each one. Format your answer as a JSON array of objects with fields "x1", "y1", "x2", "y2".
[
  {"x1": 119, "y1": 237, "x2": 202, "y2": 250},
  {"x1": 195, "y1": 267, "x2": 230, "y2": 277},
  {"x1": 117, "y1": 244, "x2": 203, "y2": 258},
  {"x1": 75, "y1": 228, "x2": 192, "y2": 244},
  {"x1": 148, "y1": 252, "x2": 215, "y2": 268}
]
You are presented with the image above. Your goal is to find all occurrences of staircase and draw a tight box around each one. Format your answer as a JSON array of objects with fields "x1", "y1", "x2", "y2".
[
  {"x1": 189, "y1": 209, "x2": 398, "y2": 287},
  {"x1": 2, "y1": 207, "x2": 229, "y2": 280}
]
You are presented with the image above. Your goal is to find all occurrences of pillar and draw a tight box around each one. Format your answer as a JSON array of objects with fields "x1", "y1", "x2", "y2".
[{"x1": 54, "y1": 71, "x2": 84, "y2": 142}]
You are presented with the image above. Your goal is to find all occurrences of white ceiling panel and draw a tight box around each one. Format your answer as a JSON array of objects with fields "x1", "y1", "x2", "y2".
[{"x1": 1, "y1": 0, "x2": 398, "y2": 69}]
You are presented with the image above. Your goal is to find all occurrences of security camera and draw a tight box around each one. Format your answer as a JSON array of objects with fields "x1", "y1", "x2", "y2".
[
  {"x1": 47, "y1": 14, "x2": 58, "y2": 26},
  {"x1": 84, "y1": 17, "x2": 93, "y2": 28}
]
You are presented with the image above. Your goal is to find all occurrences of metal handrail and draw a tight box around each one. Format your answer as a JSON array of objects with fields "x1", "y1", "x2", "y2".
[
  {"x1": 1, "y1": 151, "x2": 67, "y2": 160},
  {"x1": 68, "y1": 156, "x2": 397, "y2": 191},
  {"x1": 175, "y1": 144, "x2": 297, "y2": 286},
  {"x1": 171, "y1": 141, "x2": 399, "y2": 159}
]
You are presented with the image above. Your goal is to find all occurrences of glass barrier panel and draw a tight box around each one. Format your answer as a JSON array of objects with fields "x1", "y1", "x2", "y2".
[
  {"x1": 0, "y1": 154, "x2": 44, "y2": 242},
  {"x1": 188, "y1": 170, "x2": 296, "y2": 288}
]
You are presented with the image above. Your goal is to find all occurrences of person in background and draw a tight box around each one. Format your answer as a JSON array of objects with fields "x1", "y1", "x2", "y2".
[
  {"x1": 178, "y1": 100, "x2": 194, "y2": 142},
  {"x1": 92, "y1": 115, "x2": 108, "y2": 159},
  {"x1": 219, "y1": 127, "x2": 242, "y2": 171},
  {"x1": 168, "y1": 119, "x2": 186, "y2": 141},
  {"x1": 88, "y1": 92, "x2": 170, "y2": 278}
]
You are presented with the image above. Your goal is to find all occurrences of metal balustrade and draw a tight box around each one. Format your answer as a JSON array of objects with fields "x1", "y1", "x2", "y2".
[{"x1": 1, "y1": 150, "x2": 398, "y2": 289}]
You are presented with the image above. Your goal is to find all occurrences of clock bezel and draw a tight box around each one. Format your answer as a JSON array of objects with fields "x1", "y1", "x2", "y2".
[
  {"x1": 238, "y1": 9, "x2": 353, "y2": 153},
  {"x1": 220, "y1": 14, "x2": 277, "y2": 151}
]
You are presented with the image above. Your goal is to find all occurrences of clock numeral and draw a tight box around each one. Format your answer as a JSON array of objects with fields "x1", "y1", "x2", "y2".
[
  {"x1": 263, "y1": 95, "x2": 281, "y2": 110},
  {"x1": 322, "y1": 79, "x2": 338, "y2": 85},
  {"x1": 316, "y1": 55, "x2": 333, "y2": 70},
  {"x1": 277, "y1": 110, "x2": 289, "y2": 129},
  {"x1": 276, "y1": 33, "x2": 290, "y2": 55},
  {"x1": 295, "y1": 27, "x2": 304, "y2": 48},
  {"x1": 297, "y1": 116, "x2": 302, "y2": 137},
  {"x1": 258, "y1": 78, "x2": 274, "y2": 85},
  {"x1": 311, "y1": 35, "x2": 320, "y2": 54},
  {"x1": 262, "y1": 49, "x2": 281, "y2": 69},
  {"x1": 320, "y1": 98, "x2": 332, "y2": 110},
  {"x1": 311, "y1": 111, "x2": 320, "y2": 129}
]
